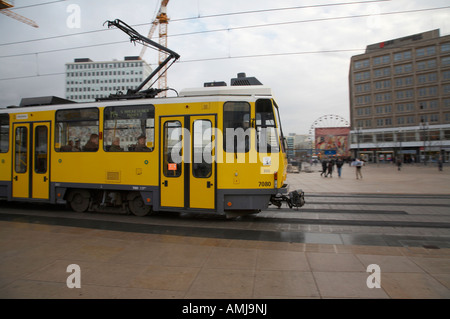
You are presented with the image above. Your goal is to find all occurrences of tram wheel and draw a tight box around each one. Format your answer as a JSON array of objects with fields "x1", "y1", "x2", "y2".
[
  {"x1": 129, "y1": 194, "x2": 151, "y2": 217},
  {"x1": 69, "y1": 190, "x2": 90, "y2": 212}
]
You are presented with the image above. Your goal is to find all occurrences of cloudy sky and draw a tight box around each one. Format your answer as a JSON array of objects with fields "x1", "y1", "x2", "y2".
[{"x1": 1, "y1": 0, "x2": 449, "y2": 134}]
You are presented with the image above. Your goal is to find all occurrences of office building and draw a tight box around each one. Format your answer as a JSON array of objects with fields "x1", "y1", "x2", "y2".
[
  {"x1": 65, "y1": 56, "x2": 152, "y2": 102},
  {"x1": 349, "y1": 29, "x2": 450, "y2": 163},
  {"x1": 286, "y1": 133, "x2": 310, "y2": 160}
]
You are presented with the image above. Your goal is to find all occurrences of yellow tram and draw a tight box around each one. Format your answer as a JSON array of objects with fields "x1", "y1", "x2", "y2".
[
  {"x1": 0, "y1": 80, "x2": 299, "y2": 216},
  {"x1": 0, "y1": 20, "x2": 304, "y2": 217}
]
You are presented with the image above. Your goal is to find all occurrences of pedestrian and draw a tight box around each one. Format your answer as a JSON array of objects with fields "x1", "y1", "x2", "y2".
[
  {"x1": 438, "y1": 156, "x2": 443, "y2": 171},
  {"x1": 320, "y1": 159, "x2": 328, "y2": 177},
  {"x1": 325, "y1": 160, "x2": 334, "y2": 177},
  {"x1": 396, "y1": 157, "x2": 402, "y2": 171},
  {"x1": 336, "y1": 157, "x2": 344, "y2": 178},
  {"x1": 352, "y1": 158, "x2": 363, "y2": 179}
]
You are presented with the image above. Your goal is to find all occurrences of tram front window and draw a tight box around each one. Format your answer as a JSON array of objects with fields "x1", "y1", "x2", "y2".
[{"x1": 256, "y1": 99, "x2": 279, "y2": 154}]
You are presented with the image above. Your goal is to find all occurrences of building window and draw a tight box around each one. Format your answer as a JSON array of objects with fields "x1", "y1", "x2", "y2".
[
  {"x1": 442, "y1": 56, "x2": 450, "y2": 66},
  {"x1": 394, "y1": 64, "x2": 412, "y2": 74},
  {"x1": 430, "y1": 114, "x2": 439, "y2": 123},
  {"x1": 355, "y1": 71, "x2": 370, "y2": 81},
  {"x1": 406, "y1": 116, "x2": 415, "y2": 124},
  {"x1": 442, "y1": 43, "x2": 450, "y2": 52},
  {"x1": 444, "y1": 84, "x2": 450, "y2": 95},
  {"x1": 416, "y1": 48, "x2": 425, "y2": 57},
  {"x1": 373, "y1": 55, "x2": 390, "y2": 65},
  {"x1": 445, "y1": 113, "x2": 450, "y2": 122}
]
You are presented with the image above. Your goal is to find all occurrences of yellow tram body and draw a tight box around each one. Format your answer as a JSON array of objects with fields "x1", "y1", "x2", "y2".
[{"x1": 0, "y1": 84, "x2": 291, "y2": 216}]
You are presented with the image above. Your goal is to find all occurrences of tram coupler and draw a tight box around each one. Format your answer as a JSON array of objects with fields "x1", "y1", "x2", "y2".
[{"x1": 270, "y1": 189, "x2": 305, "y2": 210}]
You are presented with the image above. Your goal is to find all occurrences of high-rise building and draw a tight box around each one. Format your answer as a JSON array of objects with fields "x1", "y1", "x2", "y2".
[
  {"x1": 349, "y1": 29, "x2": 450, "y2": 163},
  {"x1": 286, "y1": 133, "x2": 310, "y2": 160},
  {"x1": 65, "y1": 56, "x2": 152, "y2": 102}
]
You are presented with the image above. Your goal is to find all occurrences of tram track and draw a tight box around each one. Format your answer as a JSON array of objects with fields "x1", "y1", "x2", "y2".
[
  {"x1": 1, "y1": 207, "x2": 450, "y2": 248},
  {"x1": 1, "y1": 191, "x2": 450, "y2": 248},
  {"x1": 1, "y1": 201, "x2": 450, "y2": 230}
]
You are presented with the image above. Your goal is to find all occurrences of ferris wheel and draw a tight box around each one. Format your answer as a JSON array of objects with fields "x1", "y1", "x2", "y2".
[{"x1": 307, "y1": 114, "x2": 350, "y2": 152}]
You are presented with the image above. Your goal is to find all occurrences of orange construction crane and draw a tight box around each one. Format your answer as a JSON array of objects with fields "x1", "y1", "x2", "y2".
[
  {"x1": 139, "y1": 0, "x2": 170, "y2": 97},
  {"x1": 0, "y1": 0, "x2": 39, "y2": 28}
]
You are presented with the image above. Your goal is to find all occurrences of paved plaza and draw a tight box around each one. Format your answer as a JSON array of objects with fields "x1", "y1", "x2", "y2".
[
  {"x1": 289, "y1": 162, "x2": 450, "y2": 195},
  {"x1": 0, "y1": 163, "x2": 449, "y2": 299}
]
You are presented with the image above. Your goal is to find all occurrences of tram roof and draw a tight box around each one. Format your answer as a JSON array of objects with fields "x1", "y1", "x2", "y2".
[
  {"x1": 0, "y1": 86, "x2": 275, "y2": 113},
  {"x1": 179, "y1": 85, "x2": 273, "y2": 98}
]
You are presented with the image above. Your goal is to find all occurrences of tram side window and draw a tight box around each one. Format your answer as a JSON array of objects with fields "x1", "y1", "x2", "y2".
[
  {"x1": 0, "y1": 114, "x2": 9, "y2": 153},
  {"x1": 103, "y1": 105, "x2": 155, "y2": 152},
  {"x1": 223, "y1": 102, "x2": 250, "y2": 153},
  {"x1": 256, "y1": 99, "x2": 279, "y2": 154},
  {"x1": 55, "y1": 108, "x2": 99, "y2": 152},
  {"x1": 193, "y1": 119, "x2": 212, "y2": 178}
]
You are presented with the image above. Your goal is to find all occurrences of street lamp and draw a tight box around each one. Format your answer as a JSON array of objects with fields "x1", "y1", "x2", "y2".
[
  {"x1": 355, "y1": 126, "x2": 362, "y2": 159},
  {"x1": 420, "y1": 121, "x2": 429, "y2": 165},
  {"x1": 397, "y1": 130, "x2": 402, "y2": 164}
]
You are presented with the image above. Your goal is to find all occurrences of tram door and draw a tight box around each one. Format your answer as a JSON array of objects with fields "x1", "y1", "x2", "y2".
[
  {"x1": 160, "y1": 117, "x2": 185, "y2": 208},
  {"x1": 160, "y1": 115, "x2": 216, "y2": 210},
  {"x1": 190, "y1": 116, "x2": 215, "y2": 210},
  {"x1": 12, "y1": 122, "x2": 50, "y2": 199}
]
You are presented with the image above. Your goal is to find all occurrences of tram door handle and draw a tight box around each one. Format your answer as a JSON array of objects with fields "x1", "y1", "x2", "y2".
[
  {"x1": 207, "y1": 181, "x2": 213, "y2": 188},
  {"x1": 14, "y1": 176, "x2": 18, "y2": 181},
  {"x1": 162, "y1": 180, "x2": 168, "y2": 187}
]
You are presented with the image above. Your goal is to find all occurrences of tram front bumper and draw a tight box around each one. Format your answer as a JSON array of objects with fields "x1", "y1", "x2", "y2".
[{"x1": 270, "y1": 188, "x2": 305, "y2": 209}]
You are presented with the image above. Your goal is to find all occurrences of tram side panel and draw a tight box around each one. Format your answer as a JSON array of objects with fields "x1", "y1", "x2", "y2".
[{"x1": 51, "y1": 105, "x2": 160, "y2": 209}]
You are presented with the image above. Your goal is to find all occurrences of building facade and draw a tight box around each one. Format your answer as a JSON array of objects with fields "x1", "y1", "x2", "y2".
[
  {"x1": 349, "y1": 29, "x2": 450, "y2": 163},
  {"x1": 286, "y1": 133, "x2": 310, "y2": 161},
  {"x1": 65, "y1": 56, "x2": 152, "y2": 102}
]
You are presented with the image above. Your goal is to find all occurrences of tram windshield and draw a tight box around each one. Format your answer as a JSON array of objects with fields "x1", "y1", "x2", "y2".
[
  {"x1": 273, "y1": 99, "x2": 287, "y2": 153},
  {"x1": 256, "y1": 99, "x2": 279, "y2": 154}
]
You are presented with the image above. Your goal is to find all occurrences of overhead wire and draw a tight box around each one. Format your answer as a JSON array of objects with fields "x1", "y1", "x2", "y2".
[
  {"x1": 0, "y1": 3, "x2": 449, "y2": 82},
  {"x1": 0, "y1": 48, "x2": 364, "y2": 82},
  {"x1": 170, "y1": 0, "x2": 392, "y2": 22},
  {"x1": 1, "y1": 5, "x2": 449, "y2": 58},
  {"x1": 9, "y1": 0, "x2": 67, "y2": 10},
  {"x1": 0, "y1": 0, "x2": 393, "y2": 47}
]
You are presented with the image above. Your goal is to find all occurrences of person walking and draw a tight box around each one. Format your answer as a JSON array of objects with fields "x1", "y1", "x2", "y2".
[
  {"x1": 325, "y1": 159, "x2": 334, "y2": 177},
  {"x1": 396, "y1": 157, "x2": 402, "y2": 171},
  {"x1": 320, "y1": 159, "x2": 328, "y2": 177},
  {"x1": 352, "y1": 158, "x2": 363, "y2": 179},
  {"x1": 336, "y1": 157, "x2": 344, "y2": 178}
]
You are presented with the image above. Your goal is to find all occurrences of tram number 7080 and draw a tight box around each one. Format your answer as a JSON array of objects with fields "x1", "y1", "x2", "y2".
[{"x1": 258, "y1": 181, "x2": 272, "y2": 187}]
